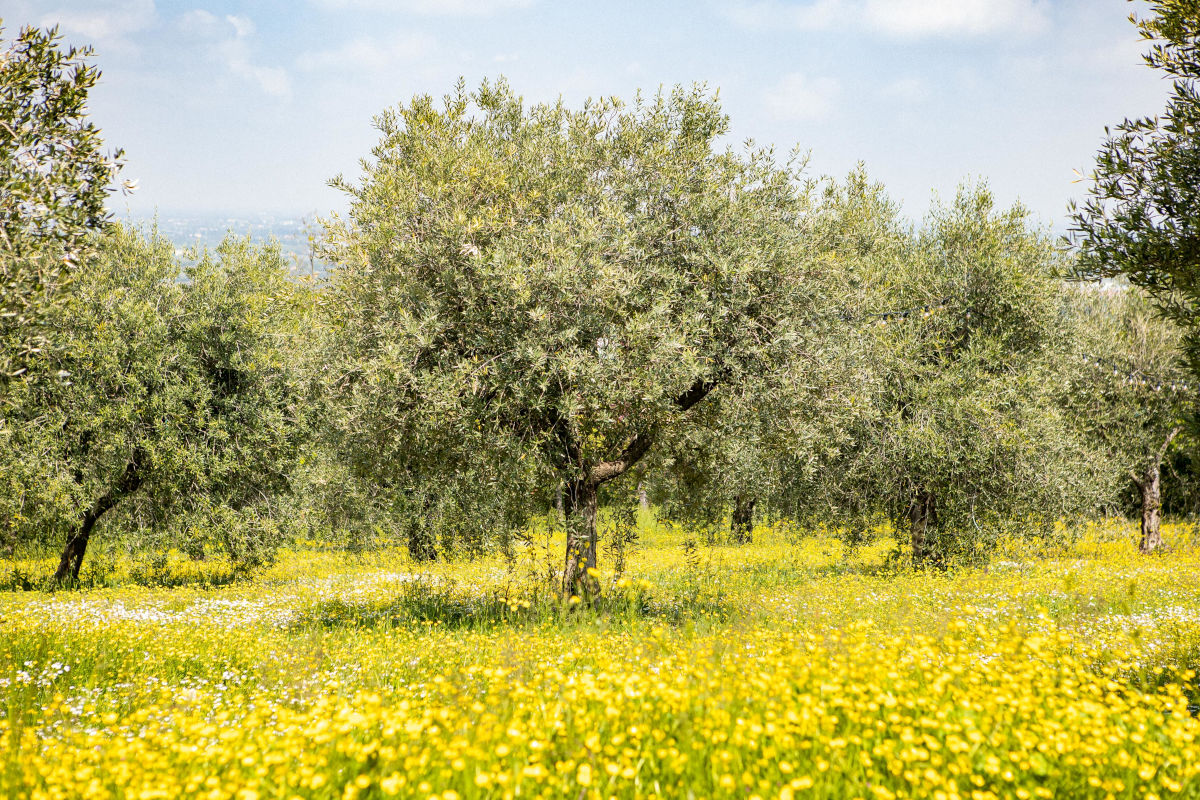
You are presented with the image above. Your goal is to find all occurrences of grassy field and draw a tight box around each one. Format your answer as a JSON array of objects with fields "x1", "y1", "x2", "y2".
[{"x1": 5, "y1": 521, "x2": 1200, "y2": 800}]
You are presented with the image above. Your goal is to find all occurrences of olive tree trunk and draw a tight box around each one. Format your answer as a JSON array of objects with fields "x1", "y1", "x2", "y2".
[
  {"x1": 1138, "y1": 463, "x2": 1164, "y2": 554},
  {"x1": 53, "y1": 460, "x2": 143, "y2": 586},
  {"x1": 562, "y1": 480, "x2": 600, "y2": 599},
  {"x1": 731, "y1": 496, "x2": 755, "y2": 544},
  {"x1": 908, "y1": 488, "x2": 938, "y2": 567},
  {"x1": 1134, "y1": 426, "x2": 1181, "y2": 555}
]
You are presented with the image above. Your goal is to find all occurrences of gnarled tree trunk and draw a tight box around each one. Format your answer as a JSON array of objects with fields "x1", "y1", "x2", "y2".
[
  {"x1": 731, "y1": 496, "x2": 755, "y2": 544},
  {"x1": 53, "y1": 460, "x2": 143, "y2": 586},
  {"x1": 908, "y1": 488, "x2": 938, "y2": 567},
  {"x1": 562, "y1": 480, "x2": 599, "y2": 599},
  {"x1": 1138, "y1": 463, "x2": 1164, "y2": 554},
  {"x1": 1135, "y1": 426, "x2": 1180, "y2": 555}
]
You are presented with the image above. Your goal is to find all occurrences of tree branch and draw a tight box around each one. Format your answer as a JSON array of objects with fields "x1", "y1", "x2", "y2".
[
  {"x1": 1129, "y1": 469, "x2": 1146, "y2": 491},
  {"x1": 587, "y1": 375, "x2": 718, "y2": 487},
  {"x1": 674, "y1": 375, "x2": 718, "y2": 413},
  {"x1": 589, "y1": 432, "x2": 654, "y2": 486},
  {"x1": 1156, "y1": 425, "x2": 1183, "y2": 465}
]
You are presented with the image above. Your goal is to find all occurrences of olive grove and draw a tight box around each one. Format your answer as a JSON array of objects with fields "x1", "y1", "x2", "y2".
[{"x1": 2, "y1": 16, "x2": 1198, "y2": 591}]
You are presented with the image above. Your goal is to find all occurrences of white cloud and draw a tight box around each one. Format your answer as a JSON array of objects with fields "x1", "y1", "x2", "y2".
[
  {"x1": 763, "y1": 72, "x2": 840, "y2": 121},
  {"x1": 721, "y1": 0, "x2": 1048, "y2": 38},
  {"x1": 227, "y1": 55, "x2": 291, "y2": 96},
  {"x1": 178, "y1": 9, "x2": 220, "y2": 33},
  {"x1": 863, "y1": 0, "x2": 1047, "y2": 37},
  {"x1": 309, "y1": 0, "x2": 533, "y2": 15},
  {"x1": 218, "y1": 37, "x2": 291, "y2": 97},
  {"x1": 174, "y1": 10, "x2": 290, "y2": 98},
  {"x1": 224, "y1": 14, "x2": 256, "y2": 38},
  {"x1": 297, "y1": 31, "x2": 437, "y2": 72},
  {"x1": 32, "y1": 0, "x2": 155, "y2": 53},
  {"x1": 722, "y1": 0, "x2": 845, "y2": 32}
]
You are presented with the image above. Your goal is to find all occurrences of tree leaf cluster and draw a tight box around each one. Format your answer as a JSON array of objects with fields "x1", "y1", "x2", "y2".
[{"x1": 0, "y1": 23, "x2": 122, "y2": 382}]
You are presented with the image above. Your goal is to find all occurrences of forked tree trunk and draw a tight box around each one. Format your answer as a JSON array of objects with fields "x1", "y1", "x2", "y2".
[
  {"x1": 53, "y1": 461, "x2": 142, "y2": 586},
  {"x1": 908, "y1": 488, "x2": 938, "y2": 567},
  {"x1": 1135, "y1": 426, "x2": 1181, "y2": 555},
  {"x1": 562, "y1": 480, "x2": 600, "y2": 600},
  {"x1": 731, "y1": 496, "x2": 755, "y2": 545},
  {"x1": 555, "y1": 376, "x2": 717, "y2": 600}
]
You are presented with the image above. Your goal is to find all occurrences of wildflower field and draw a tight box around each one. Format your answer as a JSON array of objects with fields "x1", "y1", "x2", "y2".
[{"x1": 6, "y1": 522, "x2": 1200, "y2": 800}]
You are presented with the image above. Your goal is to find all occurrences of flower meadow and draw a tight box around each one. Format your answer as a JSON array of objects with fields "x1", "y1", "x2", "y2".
[{"x1": 5, "y1": 523, "x2": 1200, "y2": 800}]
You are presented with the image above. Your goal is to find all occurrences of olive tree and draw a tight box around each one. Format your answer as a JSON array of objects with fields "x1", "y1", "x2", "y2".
[
  {"x1": 805, "y1": 185, "x2": 1101, "y2": 564},
  {"x1": 1, "y1": 226, "x2": 308, "y2": 583},
  {"x1": 323, "y1": 80, "x2": 824, "y2": 597},
  {"x1": 644, "y1": 169, "x2": 895, "y2": 544},
  {"x1": 1065, "y1": 286, "x2": 1192, "y2": 552}
]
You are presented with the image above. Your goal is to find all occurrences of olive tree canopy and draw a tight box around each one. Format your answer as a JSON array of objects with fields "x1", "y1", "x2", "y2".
[{"x1": 795, "y1": 184, "x2": 1102, "y2": 564}]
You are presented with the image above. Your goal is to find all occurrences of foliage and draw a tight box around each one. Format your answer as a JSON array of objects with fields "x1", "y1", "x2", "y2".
[
  {"x1": 0, "y1": 23, "x2": 123, "y2": 382},
  {"x1": 1162, "y1": 443, "x2": 1200, "y2": 516},
  {"x1": 649, "y1": 174, "x2": 1111, "y2": 563},
  {"x1": 644, "y1": 168, "x2": 894, "y2": 541},
  {"x1": 1064, "y1": 287, "x2": 1192, "y2": 494},
  {"x1": 1070, "y1": 1, "x2": 1200, "y2": 379}
]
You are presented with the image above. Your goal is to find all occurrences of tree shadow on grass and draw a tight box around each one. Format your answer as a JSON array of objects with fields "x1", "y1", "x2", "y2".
[{"x1": 288, "y1": 577, "x2": 741, "y2": 632}]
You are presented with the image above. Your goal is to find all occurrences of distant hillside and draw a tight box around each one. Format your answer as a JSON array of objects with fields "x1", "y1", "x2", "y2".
[{"x1": 121, "y1": 212, "x2": 329, "y2": 275}]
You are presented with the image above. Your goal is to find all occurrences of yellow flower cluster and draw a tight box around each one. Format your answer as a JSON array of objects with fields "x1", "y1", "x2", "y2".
[{"x1": 3, "y1": 521, "x2": 1200, "y2": 800}]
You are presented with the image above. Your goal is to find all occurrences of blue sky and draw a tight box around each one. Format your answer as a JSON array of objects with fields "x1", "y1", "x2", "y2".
[{"x1": 4, "y1": 0, "x2": 1169, "y2": 229}]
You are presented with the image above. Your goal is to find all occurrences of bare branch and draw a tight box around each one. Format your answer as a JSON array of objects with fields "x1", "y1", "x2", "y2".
[
  {"x1": 1130, "y1": 469, "x2": 1146, "y2": 491},
  {"x1": 587, "y1": 375, "x2": 718, "y2": 486},
  {"x1": 1155, "y1": 425, "x2": 1183, "y2": 464}
]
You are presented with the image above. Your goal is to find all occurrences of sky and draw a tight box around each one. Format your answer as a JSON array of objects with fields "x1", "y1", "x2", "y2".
[{"x1": 3, "y1": 0, "x2": 1172, "y2": 230}]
